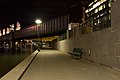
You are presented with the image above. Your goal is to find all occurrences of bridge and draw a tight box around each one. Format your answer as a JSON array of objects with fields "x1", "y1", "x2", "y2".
[
  {"x1": 0, "y1": 15, "x2": 70, "y2": 51},
  {"x1": 0, "y1": 15, "x2": 69, "y2": 41}
]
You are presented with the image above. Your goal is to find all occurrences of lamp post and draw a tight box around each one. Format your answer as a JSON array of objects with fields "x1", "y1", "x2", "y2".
[
  {"x1": 35, "y1": 19, "x2": 42, "y2": 51},
  {"x1": 35, "y1": 19, "x2": 42, "y2": 39}
]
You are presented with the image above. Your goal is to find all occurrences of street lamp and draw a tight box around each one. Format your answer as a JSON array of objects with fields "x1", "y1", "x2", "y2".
[
  {"x1": 35, "y1": 19, "x2": 42, "y2": 25},
  {"x1": 35, "y1": 19, "x2": 42, "y2": 37},
  {"x1": 35, "y1": 19, "x2": 42, "y2": 51}
]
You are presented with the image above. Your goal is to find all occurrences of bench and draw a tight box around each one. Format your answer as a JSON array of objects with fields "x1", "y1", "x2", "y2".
[{"x1": 68, "y1": 48, "x2": 83, "y2": 59}]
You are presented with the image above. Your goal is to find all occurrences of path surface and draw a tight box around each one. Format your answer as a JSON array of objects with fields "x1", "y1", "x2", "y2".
[{"x1": 21, "y1": 50, "x2": 120, "y2": 80}]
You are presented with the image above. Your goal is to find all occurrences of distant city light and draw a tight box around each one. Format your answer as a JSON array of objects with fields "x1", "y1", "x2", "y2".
[
  {"x1": 6, "y1": 28, "x2": 10, "y2": 34},
  {"x1": 16, "y1": 22, "x2": 21, "y2": 31},
  {"x1": 10, "y1": 24, "x2": 14, "y2": 31},
  {"x1": 11, "y1": 24, "x2": 14, "y2": 28},
  {"x1": 3, "y1": 29, "x2": 5, "y2": 35},
  {"x1": 0, "y1": 30, "x2": 2, "y2": 36}
]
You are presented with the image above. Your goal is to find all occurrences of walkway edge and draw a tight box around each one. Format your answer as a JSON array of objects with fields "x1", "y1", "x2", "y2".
[{"x1": 0, "y1": 50, "x2": 39, "y2": 80}]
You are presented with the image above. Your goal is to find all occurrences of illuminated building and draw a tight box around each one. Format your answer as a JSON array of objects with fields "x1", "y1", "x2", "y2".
[{"x1": 85, "y1": 0, "x2": 112, "y2": 31}]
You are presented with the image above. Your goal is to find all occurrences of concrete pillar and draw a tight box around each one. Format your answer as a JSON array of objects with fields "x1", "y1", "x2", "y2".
[
  {"x1": 8, "y1": 42, "x2": 10, "y2": 48},
  {"x1": 11, "y1": 31, "x2": 15, "y2": 53}
]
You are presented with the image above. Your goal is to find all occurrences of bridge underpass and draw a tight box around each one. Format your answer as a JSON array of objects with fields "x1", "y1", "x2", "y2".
[{"x1": 22, "y1": 36, "x2": 58, "y2": 51}]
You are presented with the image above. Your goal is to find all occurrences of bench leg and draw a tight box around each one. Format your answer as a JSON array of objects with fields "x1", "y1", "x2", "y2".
[
  {"x1": 73, "y1": 55, "x2": 81, "y2": 60},
  {"x1": 72, "y1": 54, "x2": 82, "y2": 60},
  {"x1": 72, "y1": 55, "x2": 78, "y2": 59}
]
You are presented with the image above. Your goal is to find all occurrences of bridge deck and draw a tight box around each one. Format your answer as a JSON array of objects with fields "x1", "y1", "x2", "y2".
[{"x1": 21, "y1": 50, "x2": 120, "y2": 80}]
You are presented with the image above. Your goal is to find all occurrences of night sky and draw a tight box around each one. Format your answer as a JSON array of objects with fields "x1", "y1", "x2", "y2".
[{"x1": 0, "y1": 0, "x2": 90, "y2": 28}]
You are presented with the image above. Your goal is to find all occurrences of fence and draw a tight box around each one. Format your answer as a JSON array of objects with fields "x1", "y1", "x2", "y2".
[{"x1": 69, "y1": 19, "x2": 111, "y2": 38}]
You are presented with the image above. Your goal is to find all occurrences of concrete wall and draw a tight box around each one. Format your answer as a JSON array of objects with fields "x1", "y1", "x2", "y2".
[{"x1": 56, "y1": 1, "x2": 120, "y2": 69}]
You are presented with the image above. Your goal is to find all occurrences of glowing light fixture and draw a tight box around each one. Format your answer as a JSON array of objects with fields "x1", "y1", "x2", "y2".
[{"x1": 35, "y1": 19, "x2": 42, "y2": 26}]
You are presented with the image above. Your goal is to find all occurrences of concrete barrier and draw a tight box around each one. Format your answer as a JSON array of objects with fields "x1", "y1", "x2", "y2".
[{"x1": 0, "y1": 50, "x2": 39, "y2": 80}]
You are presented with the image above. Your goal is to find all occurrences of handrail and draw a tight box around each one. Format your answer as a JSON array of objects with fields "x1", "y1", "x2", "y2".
[{"x1": 69, "y1": 19, "x2": 111, "y2": 38}]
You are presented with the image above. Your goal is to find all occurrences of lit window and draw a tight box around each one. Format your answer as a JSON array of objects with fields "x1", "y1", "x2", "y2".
[
  {"x1": 94, "y1": 0, "x2": 98, "y2": 2},
  {"x1": 94, "y1": 23, "x2": 97, "y2": 25},
  {"x1": 89, "y1": 7, "x2": 93, "y2": 11},
  {"x1": 98, "y1": 19, "x2": 100, "y2": 23},
  {"x1": 85, "y1": 10, "x2": 89, "y2": 13},
  {"x1": 93, "y1": 2, "x2": 100, "y2": 9},
  {"x1": 89, "y1": 2, "x2": 93, "y2": 7},
  {"x1": 87, "y1": 14, "x2": 89, "y2": 17},
  {"x1": 100, "y1": 13, "x2": 104, "y2": 16},
  {"x1": 109, "y1": 10, "x2": 111, "y2": 14},
  {"x1": 103, "y1": 0, "x2": 107, "y2": 2},
  {"x1": 99, "y1": 6, "x2": 103, "y2": 11},
  {"x1": 87, "y1": 0, "x2": 108, "y2": 12},
  {"x1": 108, "y1": 3, "x2": 111, "y2": 7},
  {"x1": 94, "y1": 17, "x2": 97, "y2": 19},
  {"x1": 100, "y1": 0, "x2": 107, "y2": 3},
  {"x1": 102, "y1": 4, "x2": 106, "y2": 9},
  {"x1": 97, "y1": 15, "x2": 99, "y2": 18},
  {"x1": 95, "y1": 9, "x2": 98, "y2": 13}
]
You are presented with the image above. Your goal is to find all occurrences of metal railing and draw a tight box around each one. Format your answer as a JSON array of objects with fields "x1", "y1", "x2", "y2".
[{"x1": 69, "y1": 19, "x2": 111, "y2": 38}]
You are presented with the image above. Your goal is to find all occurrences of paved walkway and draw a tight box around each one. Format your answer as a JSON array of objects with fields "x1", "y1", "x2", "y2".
[{"x1": 20, "y1": 50, "x2": 120, "y2": 80}]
